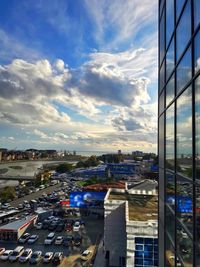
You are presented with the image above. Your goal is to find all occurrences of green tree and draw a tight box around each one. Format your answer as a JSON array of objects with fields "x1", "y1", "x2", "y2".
[
  {"x1": 0, "y1": 186, "x2": 16, "y2": 202},
  {"x1": 56, "y1": 163, "x2": 73, "y2": 173}
]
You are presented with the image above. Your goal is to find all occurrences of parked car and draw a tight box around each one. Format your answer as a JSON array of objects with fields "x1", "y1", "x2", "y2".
[
  {"x1": 35, "y1": 222, "x2": 43, "y2": 230},
  {"x1": 9, "y1": 246, "x2": 24, "y2": 262},
  {"x1": 0, "y1": 250, "x2": 13, "y2": 261},
  {"x1": 43, "y1": 252, "x2": 53, "y2": 263},
  {"x1": 63, "y1": 235, "x2": 73, "y2": 247},
  {"x1": 19, "y1": 248, "x2": 32, "y2": 263},
  {"x1": 65, "y1": 223, "x2": 73, "y2": 232},
  {"x1": 1, "y1": 203, "x2": 11, "y2": 209},
  {"x1": 44, "y1": 232, "x2": 55, "y2": 245},
  {"x1": 73, "y1": 235, "x2": 82, "y2": 246},
  {"x1": 27, "y1": 235, "x2": 39, "y2": 244},
  {"x1": 73, "y1": 221, "x2": 80, "y2": 232},
  {"x1": 18, "y1": 233, "x2": 30, "y2": 244},
  {"x1": 81, "y1": 250, "x2": 92, "y2": 261},
  {"x1": 52, "y1": 252, "x2": 63, "y2": 264},
  {"x1": 56, "y1": 223, "x2": 64, "y2": 232},
  {"x1": 55, "y1": 236, "x2": 63, "y2": 245},
  {"x1": 29, "y1": 251, "x2": 42, "y2": 264},
  {"x1": 48, "y1": 221, "x2": 58, "y2": 231}
]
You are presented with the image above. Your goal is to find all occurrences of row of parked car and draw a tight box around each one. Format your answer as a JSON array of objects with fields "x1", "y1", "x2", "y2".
[
  {"x1": 18, "y1": 231, "x2": 82, "y2": 247},
  {"x1": 0, "y1": 246, "x2": 63, "y2": 264}
]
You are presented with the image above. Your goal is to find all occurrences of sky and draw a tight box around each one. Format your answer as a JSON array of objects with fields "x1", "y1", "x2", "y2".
[{"x1": 0, "y1": 0, "x2": 158, "y2": 153}]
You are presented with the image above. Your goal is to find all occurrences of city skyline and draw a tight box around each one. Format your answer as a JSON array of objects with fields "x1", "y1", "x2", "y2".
[{"x1": 0, "y1": 0, "x2": 158, "y2": 152}]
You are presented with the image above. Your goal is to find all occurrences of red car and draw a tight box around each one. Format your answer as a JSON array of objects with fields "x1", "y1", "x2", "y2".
[{"x1": 65, "y1": 223, "x2": 72, "y2": 232}]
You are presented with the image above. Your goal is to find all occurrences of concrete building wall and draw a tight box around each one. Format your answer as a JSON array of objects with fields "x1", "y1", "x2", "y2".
[{"x1": 104, "y1": 201, "x2": 126, "y2": 266}]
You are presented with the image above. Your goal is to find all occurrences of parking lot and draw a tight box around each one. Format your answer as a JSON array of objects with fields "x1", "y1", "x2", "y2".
[{"x1": 0, "y1": 215, "x2": 104, "y2": 267}]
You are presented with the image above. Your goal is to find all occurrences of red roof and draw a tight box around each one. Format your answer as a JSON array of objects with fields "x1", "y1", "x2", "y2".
[{"x1": 83, "y1": 181, "x2": 125, "y2": 191}]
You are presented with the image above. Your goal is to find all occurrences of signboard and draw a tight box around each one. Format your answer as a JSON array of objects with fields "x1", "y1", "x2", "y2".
[{"x1": 69, "y1": 191, "x2": 106, "y2": 208}]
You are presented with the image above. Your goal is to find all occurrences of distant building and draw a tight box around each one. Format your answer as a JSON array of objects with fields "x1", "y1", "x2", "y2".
[
  {"x1": 0, "y1": 151, "x2": 2, "y2": 162},
  {"x1": 104, "y1": 181, "x2": 158, "y2": 267},
  {"x1": 118, "y1": 150, "x2": 122, "y2": 155}
]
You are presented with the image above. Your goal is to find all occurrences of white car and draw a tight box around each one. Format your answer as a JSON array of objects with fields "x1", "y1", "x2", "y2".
[
  {"x1": 73, "y1": 221, "x2": 80, "y2": 232},
  {"x1": 35, "y1": 222, "x2": 43, "y2": 229},
  {"x1": 19, "y1": 248, "x2": 32, "y2": 263},
  {"x1": 1, "y1": 203, "x2": 11, "y2": 209},
  {"x1": 44, "y1": 232, "x2": 55, "y2": 245},
  {"x1": 55, "y1": 236, "x2": 63, "y2": 245},
  {"x1": 43, "y1": 252, "x2": 53, "y2": 263},
  {"x1": 0, "y1": 250, "x2": 13, "y2": 260}
]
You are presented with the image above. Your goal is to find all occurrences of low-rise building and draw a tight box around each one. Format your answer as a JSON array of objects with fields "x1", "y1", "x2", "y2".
[
  {"x1": 0, "y1": 215, "x2": 38, "y2": 241},
  {"x1": 104, "y1": 181, "x2": 158, "y2": 267}
]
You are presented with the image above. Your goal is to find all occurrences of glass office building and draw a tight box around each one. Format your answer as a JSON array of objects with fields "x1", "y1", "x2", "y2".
[{"x1": 158, "y1": 0, "x2": 200, "y2": 266}]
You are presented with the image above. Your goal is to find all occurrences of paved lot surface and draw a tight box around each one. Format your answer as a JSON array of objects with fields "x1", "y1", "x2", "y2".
[
  {"x1": 10, "y1": 183, "x2": 61, "y2": 208},
  {"x1": 0, "y1": 216, "x2": 104, "y2": 267}
]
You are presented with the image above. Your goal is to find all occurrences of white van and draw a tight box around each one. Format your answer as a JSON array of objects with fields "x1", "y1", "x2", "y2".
[{"x1": 9, "y1": 246, "x2": 24, "y2": 262}]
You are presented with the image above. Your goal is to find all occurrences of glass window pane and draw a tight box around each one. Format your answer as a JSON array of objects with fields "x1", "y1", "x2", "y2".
[
  {"x1": 196, "y1": 75, "x2": 200, "y2": 180},
  {"x1": 160, "y1": 11, "x2": 165, "y2": 65},
  {"x1": 166, "y1": 38, "x2": 175, "y2": 81},
  {"x1": 160, "y1": 61, "x2": 165, "y2": 93},
  {"x1": 176, "y1": 0, "x2": 186, "y2": 22},
  {"x1": 176, "y1": 174, "x2": 193, "y2": 234},
  {"x1": 196, "y1": 75, "x2": 200, "y2": 265},
  {"x1": 165, "y1": 234, "x2": 175, "y2": 267},
  {"x1": 194, "y1": 0, "x2": 200, "y2": 29},
  {"x1": 159, "y1": 89, "x2": 165, "y2": 115},
  {"x1": 166, "y1": 104, "x2": 175, "y2": 170},
  {"x1": 159, "y1": 114, "x2": 165, "y2": 168},
  {"x1": 166, "y1": 205, "x2": 175, "y2": 242},
  {"x1": 176, "y1": 86, "x2": 192, "y2": 177},
  {"x1": 166, "y1": 172, "x2": 175, "y2": 211},
  {"x1": 166, "y1": 74, "x2": 174, "y2": 107},
  {"x1": 166, "y1": 0, "x2": 174, "y2": 46},
  {"x1": 195, "y1": 30, "x2": 200, "y2": 74},
  {"x1": 177, "y1": 222, "x2": 193, "y2": 266},
  {"x1": 177, "y1": 47, "x2": 192, "y2": 94},
  {"x1": 176, "y1": 1, "x2": 191, "y2": 61}
]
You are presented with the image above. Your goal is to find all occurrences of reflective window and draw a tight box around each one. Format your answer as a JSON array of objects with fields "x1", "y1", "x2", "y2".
[
  {"x1": 166, "y1": 0, "x2": 174, "y2": 46},
  {"x1": 196, "y1": 76, "x2": 200, "y2": 265},
  {"x1": 166, "y1": 172, "x2": 175, "y2": 211},
  {"x1": 159, "y1": 89, "x2": 165, "y2": 115},
  {"x1": 166, "y1": 104, "x2": 174, "y2": 170},
  {"x1": 160, "y1": 61, "x2": 165, "y2": 92},
  {"x1": 176, "y1": 174, "x2": 193, "y2": 234},
  {"x1": 166, "y1": 74, "x2": 174, "y2": 107},
  {"x1": 177, "y1": 47, "x2": 192, "y2": 94},
  {"x1": 194, "y1": 0, "x2": 200, "y2": 29},
  {"x1": 176, "y1": 0, "x2": 186, "y2": 22},
  {"x1": 176, "y1": 1, "x2": 191, "y2": 61},
  {"x1": 166, "y1": 205, "x2": 175, "y2": 244},
  {"x1": 177, "y1": 222, "x2": 193, "y2": 266},
  {"x1": 196, "y1": 75, "x2": 200, "y2": 181},
  {"x1": 159, "y1": 114, "x2": 165, "y2": 168},
  {"x1": 195, "y1": 30, "x2": 200, "y2": 74},
  {"x1": 176, "y1": 86, "x2": 192, "y2": 177},
  {"x1": 165, "y1": 234, "x2": 178, "y2": 267},
  {"x1": 160, "y1": 11, "x2": 165, "y2": 65},
  {"x1": 166, "y1": 38, "x2": 175, "y2": 81}
]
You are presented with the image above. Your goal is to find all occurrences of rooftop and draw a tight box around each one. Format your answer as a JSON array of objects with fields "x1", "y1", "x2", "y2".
[
  {"x1": 0, "y1": 215, "x2": 37, "y2": 230},
  {"x1": 108, "y1": 192, "x2": 157, "y2": 221}
]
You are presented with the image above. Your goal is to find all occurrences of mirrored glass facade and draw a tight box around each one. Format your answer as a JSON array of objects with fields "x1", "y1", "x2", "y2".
[{"x1": 159, "y1": 0, "x2": 200, "y2": 266}]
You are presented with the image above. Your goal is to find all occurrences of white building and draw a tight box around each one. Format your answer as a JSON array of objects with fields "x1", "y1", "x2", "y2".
[{"x1": 104, "y1": 181, "x2": 158, "y2": 267}]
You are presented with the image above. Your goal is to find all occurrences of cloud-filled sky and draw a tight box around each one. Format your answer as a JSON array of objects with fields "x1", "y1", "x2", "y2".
[{"x1": 0, "y1": 0, "x2": 158, "y2": 153}]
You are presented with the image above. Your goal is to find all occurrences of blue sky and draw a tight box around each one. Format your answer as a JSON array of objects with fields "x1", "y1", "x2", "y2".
[{"x1": 0, "y1": 0, "x2": 158, "y2": 153}]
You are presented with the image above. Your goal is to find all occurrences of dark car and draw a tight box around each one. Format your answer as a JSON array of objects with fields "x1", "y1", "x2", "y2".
[
  {"x1": 63, "y1": 235, "x2": 73, "y2": 247},
  {"x1": 48, "y1": 222, "x2": 58, "y2": 231},
  {"x1": 73, "y1": 235, "x2": 82, "y2": 246},
  {"x1": 56, "y1": 223, "x2": 65, "y2": 232},
  {"x1": 52, "y1": 252, "x2": 63, "y2": 264},
  {"x1": 42, "y1": 220, "x2": 50, "y2": 229},
  {"x1": 29, "y1": 251, "x2": 42, "y2": 264}
]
